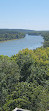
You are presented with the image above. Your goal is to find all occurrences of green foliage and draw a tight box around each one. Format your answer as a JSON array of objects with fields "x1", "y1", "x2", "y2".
[
  {"x1": 0, "y1": 29, "x2": 25, "y2": 41},
  {"x1": 0, "y1": 48, "x2": 49, "y2": 111}
]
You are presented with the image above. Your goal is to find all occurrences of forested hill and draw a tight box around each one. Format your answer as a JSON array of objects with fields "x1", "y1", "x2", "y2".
[
  {"x1": 0, "y1": 29, "x2": 34, "y2": 33},
  {"x1": 0, "y1": 48, "x2": 49, "y2": 111},
  {"x1": 0, "y1": 29, "x2": 34, "y2": 41},
  {"x1": 0, "y1": 29, "x2": 26, "y2": 41}
]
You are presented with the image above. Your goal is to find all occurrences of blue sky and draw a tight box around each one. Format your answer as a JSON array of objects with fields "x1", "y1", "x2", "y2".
[{"x1": 0, "y1": 0, "x2": 49, "y2": 30}]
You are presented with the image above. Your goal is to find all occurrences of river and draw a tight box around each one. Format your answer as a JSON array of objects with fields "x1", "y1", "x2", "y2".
[{"x1": 0, "y1": 34, "x2": 44, "y2": 57}]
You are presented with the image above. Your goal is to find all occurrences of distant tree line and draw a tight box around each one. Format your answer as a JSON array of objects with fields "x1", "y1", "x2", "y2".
[{"x1": 0, "y1": 29, "x2": 25, "y2": 41}]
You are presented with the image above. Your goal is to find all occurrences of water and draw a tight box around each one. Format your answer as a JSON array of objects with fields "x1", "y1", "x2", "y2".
[{"x1": 0, "y1": 34, "x2": 44, "y2": 57}]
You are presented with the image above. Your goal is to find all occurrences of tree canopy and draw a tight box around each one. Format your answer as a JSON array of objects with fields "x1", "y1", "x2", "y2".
[{"x1": 0, "y1": 47, "x2": 49, "y2": 111}]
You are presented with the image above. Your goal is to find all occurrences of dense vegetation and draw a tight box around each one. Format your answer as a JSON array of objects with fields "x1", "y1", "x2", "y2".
[
  {"x1": 0, "y1": 29, "x2": 25, "y2": 41},
  {"x1": 0, "y1": 48, "x2": 49, "y2": 111},
  {"x1": 41, "y1": 31, "x2": 49, "y2": 47}
]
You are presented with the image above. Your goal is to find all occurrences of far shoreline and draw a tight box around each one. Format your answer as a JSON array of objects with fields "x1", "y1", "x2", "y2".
[{"x1": 0, "y1": 37, "x2": 25, "y2": 43}]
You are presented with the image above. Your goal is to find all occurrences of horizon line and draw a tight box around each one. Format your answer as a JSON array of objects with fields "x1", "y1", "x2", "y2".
[{"x1": 0, "y1": 28, "x2": 49, "y2": 31}]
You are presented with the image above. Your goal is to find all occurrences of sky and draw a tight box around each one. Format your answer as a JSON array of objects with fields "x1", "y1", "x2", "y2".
[{"x1": 0, "y1": 0, "x2": 49, "y2": 30}]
